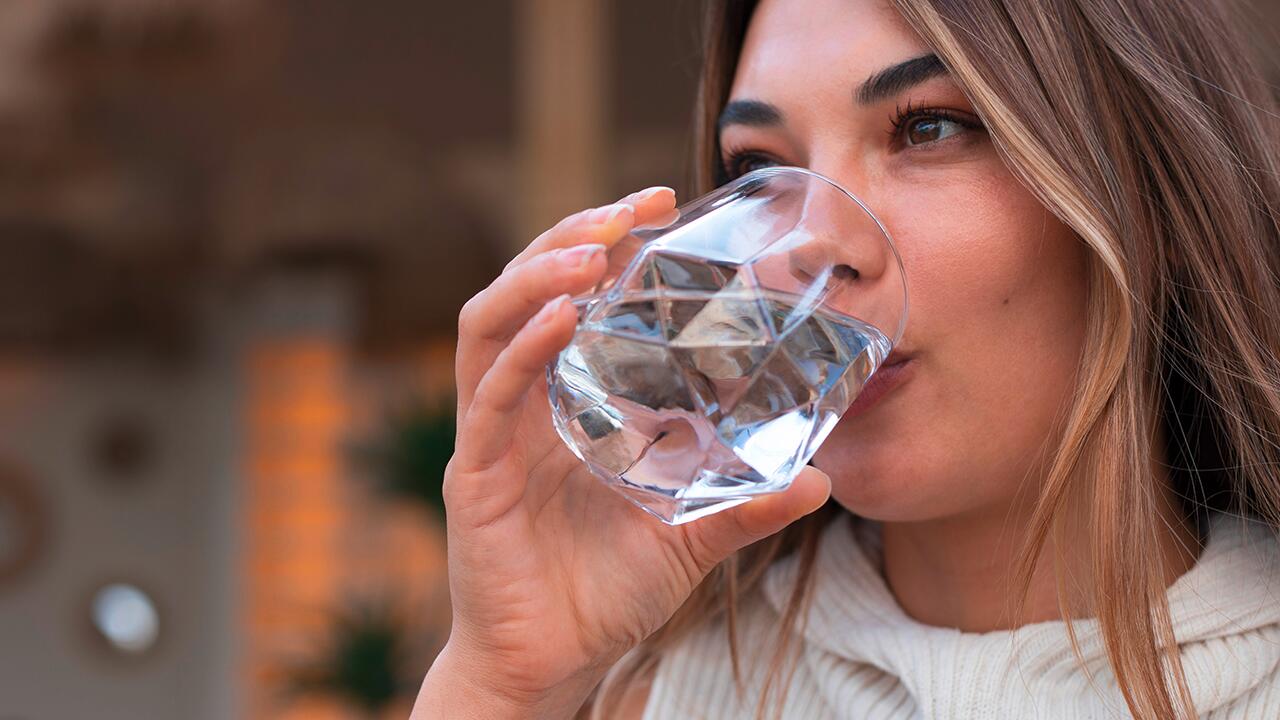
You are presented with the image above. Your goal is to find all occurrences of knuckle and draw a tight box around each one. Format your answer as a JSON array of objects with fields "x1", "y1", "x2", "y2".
[
  {"x1": 442, "y1": 456, "x2": 464, "y2": 509},
  {"x1": 457, "y1": 295, "x2": 482, "y2": 336},
  {"x1": 442, "y1": 451, "x2": 494, "y2": 510},
  {"x1": 460, "y1": 303, "x2": 481, "y2": 338},
  {"x1": 501, "y1": 253, "x2": 525, "y2": 273},
  {"x1": 677, "y1": 527, "x2": 718, "y2": 580},
  {"x1": 512, "y1": 258, "x2": 562, "y2": 297},
  {"x1": 730, "y1": 511, "x2": 757, "y2": 546}
]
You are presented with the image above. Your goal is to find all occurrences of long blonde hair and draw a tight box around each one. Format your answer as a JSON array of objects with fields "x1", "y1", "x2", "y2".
[{"x1": 588, "y1": 1, "x2": 1280, "y2": 717}]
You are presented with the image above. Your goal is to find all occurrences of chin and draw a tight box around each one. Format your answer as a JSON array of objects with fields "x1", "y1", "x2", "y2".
[
  {"x1": 826, "y1": 478, "x2": 935, "y2": 522},
  {"x1": 811, "y1": 368, "x2": 953, "y2": 520},
  {"x1": 811, "y1": 420, "x2": 954, "y2": 523},
  {"x1": 813, "y1": 450, "x2": 918, "y2": 522}
]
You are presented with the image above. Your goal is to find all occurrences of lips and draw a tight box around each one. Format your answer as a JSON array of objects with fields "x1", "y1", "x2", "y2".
[
  {"x1": 883, "y1": 349, "x2": 910, "y2": 367},
  {"x1": 844, "y1": 354, "x2": 914, "y2": 419}
]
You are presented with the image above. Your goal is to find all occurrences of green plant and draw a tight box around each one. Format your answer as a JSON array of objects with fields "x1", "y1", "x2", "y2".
[
  {"x1": 285, "y1": 599, "x2": 424, "y2": 717},
  {"x1": 353, "y1": 400, "x2": 455, "y2": 518}
]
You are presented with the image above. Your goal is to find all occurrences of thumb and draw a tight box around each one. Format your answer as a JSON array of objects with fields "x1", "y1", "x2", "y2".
[{"x1": 682, "y1": 466, "x2": 832, "y2": 569}]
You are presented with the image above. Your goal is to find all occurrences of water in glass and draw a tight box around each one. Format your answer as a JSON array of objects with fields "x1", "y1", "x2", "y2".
[{"x1": 548, "y1": 245, "x2": 890, "y2": 524}]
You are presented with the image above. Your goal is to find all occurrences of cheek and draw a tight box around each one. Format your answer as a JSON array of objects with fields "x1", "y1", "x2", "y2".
[
  {"x1": 893, "y1": 170, "x2": 1076, "y2": 319},
  {"x1": 822, "y1": 163, "x2": 1091, "y2": 520},
  {"x1": 886, "y1": 164, "x2": 1090, "y2": 404}
]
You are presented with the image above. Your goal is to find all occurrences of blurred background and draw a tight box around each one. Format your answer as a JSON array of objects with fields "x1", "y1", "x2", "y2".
[
  {"x1": 0, "y1": 1, "x2": 1275, "y2": 719},
  {"x1": 0, "y1": 1, "x2": 702, "y2": 718}
]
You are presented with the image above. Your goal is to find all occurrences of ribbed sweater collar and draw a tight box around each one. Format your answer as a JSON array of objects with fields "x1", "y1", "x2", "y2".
[{"x1": 760, "y1": 511, "x2": 1280, "y2": 716}]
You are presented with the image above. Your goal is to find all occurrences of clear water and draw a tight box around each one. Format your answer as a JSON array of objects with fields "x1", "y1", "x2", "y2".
[{"x1": 548, "y1": 250, "x2": 891, "y2": 524}]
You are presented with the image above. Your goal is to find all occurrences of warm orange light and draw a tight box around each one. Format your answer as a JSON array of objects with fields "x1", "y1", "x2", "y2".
[
  {"x1": 239, "y1": 337, "x2": 454, "y2": 719},
  {"x1": 242, "y1": 339, "x2": 348, "y2": 720}
]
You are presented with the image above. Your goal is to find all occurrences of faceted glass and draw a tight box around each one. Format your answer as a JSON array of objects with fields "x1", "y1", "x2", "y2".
[{"x1": 547, "y1": 167, "x2": 907, "y2": 525}]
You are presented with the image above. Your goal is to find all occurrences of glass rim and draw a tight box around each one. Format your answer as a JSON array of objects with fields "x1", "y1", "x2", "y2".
[{"x1": 574, "y1": 164, "x2": 909, "y2": 346}]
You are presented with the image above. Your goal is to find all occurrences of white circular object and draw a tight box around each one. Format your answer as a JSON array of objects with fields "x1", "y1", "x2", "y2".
[{"x1": 91, "y1": 583, "x2": 160, "y2": 654}]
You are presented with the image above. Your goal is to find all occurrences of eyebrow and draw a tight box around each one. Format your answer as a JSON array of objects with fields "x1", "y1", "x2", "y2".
[
  {"x1": 856, "y1": 53, "x2": 947, "y2": 105},
  {"x1": 716, "y1": 99, "x2": 783, "y2": 132},
  {"x1": 717, "y1": 53, "x2": 948, "y2": 132}
]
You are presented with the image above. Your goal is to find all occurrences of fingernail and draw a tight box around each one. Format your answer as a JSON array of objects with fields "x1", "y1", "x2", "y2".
[
  {"x1": 536, "y1": 294, "x2": 571, "y2": 325},
  {"x1": 636, "y1": 186, "x2": 674, "y2": 201},
  {"x1": 557, "y1": 243, "x2": 605, "y2": 268},
  {"x1": 587, "y1": 203, "x2": 633, "y2": 224}
]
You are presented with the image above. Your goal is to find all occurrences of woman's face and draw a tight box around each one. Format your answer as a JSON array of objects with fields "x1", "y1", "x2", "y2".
[{"x1": 725, "y1": 0, "x2": 1089, "y2": 522}]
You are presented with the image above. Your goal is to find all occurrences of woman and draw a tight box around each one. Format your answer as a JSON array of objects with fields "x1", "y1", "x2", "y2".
[{"x1": 415, "y1": 0, "x2": 1280, "y2": 717}]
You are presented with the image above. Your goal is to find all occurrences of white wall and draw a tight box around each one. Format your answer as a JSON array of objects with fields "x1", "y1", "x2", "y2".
[{"x1": 0, "y1": 348, "x2": 242, "y2": 720}]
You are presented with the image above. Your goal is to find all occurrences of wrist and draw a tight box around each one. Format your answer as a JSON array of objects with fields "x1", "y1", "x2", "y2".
[{"x1": 412, "y1": 640, "x2": 604, "y2": 720}]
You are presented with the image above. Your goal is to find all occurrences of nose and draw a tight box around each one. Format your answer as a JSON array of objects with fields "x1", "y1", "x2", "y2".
[
  {"x1": 787, "y1": 184, "x2": 890, "y2": 284},
  {"x1": 786, "y1": 242, "x2": 858, "y2": 286},
  {"x1": 753, "y1": 178, "x2": 891, "y2": 287},
  {"x1": 747, "y1": 171, "x2": 903, "y2": 340}
]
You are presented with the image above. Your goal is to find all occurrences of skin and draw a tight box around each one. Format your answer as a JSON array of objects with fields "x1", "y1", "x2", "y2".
[
  {"x1": 726, "y1": 0, "x2": 1089, "y2": 525},
  {"x1": 413, "y1": 188, "x2": 832, "y2": 720},
  {"x1": 726, "y1": 0, "x2": 1197, "y2": 632},
  {"x1": 416, "y1": 0, "x2": 1199, "y2": 716},
  {"x1": 727, "y1": 0, "x2": 1089, "y2": 629}
]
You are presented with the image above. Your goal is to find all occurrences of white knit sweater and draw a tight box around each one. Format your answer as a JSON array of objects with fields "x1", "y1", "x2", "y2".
[{"x1": 642, "y1": 512, "x2": 1280, "y2": 719}]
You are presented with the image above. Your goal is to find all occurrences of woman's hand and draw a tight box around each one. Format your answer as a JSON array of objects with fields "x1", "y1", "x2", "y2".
[{"x1": 413, "y1": 186, "x2": 832, "y2": 719}]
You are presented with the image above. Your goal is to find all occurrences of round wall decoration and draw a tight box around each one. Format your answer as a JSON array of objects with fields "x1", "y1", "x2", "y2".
[{"x1": 0, "y1": 462, "x2": 48, "y2": 589}]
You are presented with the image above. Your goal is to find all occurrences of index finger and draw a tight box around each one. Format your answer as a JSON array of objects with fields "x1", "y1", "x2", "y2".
[{"x1": 503, "y1": 185, "x2": 677, "y2": 272}]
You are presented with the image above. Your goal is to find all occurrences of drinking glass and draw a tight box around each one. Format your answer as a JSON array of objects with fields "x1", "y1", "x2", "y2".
[{"x1": 546, "y1": 166, "x2": 907, "y2": 524}]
